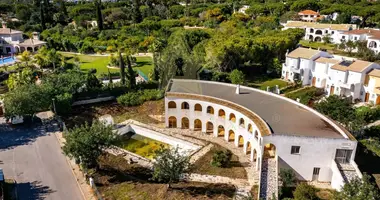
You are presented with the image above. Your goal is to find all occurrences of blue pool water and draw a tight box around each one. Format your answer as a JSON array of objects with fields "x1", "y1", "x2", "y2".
[{"x1": 0, "y1": 57, "x2": 16, "y2": 65}]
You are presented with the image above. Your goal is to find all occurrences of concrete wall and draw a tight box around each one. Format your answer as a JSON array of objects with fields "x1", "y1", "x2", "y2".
[
  {"x1": 116, "y1": 124, "x2": 202, "y2": 156},
  {"x1": 263, "y1": 135, "x2": 357, "y2": 182}
]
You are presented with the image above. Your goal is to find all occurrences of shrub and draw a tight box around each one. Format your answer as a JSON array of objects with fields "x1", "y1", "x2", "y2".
[
  {"x1": 356, "y1": 106, "x2": 380, "y2": 123},
  {"x1": 141, "y1": 89, "x2": 164, "y2": 101},
  {"x1": 55, "y1": 93, "x2": 73, "y2": 116},
  {"x1": 279, "y1": 168, "x2": 296, "y2": 187},
  {"x1": 293, "y1": 183, "x2": 318, "y2": 200},
  {"x1": 117, "y1": 92, "x2": 144, "y2": 106},
  {"x1": 211, "y1": 150, "x2": 232, "y2": 168},
  {"x1": 229, "y1": 69, "x2": 245, "y2": 85}
]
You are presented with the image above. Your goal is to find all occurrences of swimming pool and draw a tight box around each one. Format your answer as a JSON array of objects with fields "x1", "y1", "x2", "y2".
[{"x1": 0, "y1": 57, "x2": 16, "y2": 65}]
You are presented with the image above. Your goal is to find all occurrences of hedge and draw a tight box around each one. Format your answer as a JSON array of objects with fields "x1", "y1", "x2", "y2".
[{"x1": 117, "y1": 89, "x2": 164, "y2": 106}]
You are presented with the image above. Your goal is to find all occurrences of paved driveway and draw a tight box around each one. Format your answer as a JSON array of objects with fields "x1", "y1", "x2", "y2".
[{"x1": 0, "y1": 124, "x2": 83, "y2": 200}]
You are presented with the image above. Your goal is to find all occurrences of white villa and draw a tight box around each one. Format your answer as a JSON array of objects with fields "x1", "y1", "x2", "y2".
[
  {"x1": 0, "y1": 22, "x2": 46, "y2": 55},
  {"x1": 282, "y1": 21, "x2": 356, "y2": 43},
  {"x1": 282, "y1": 47, "x2": 380, "y2": 103},
  {"x1": 298, "y1": 10, "x2": 321, "y2": 22},
  {"x1": 165, "y1": 79, "x2": 362, "y2": 199}
]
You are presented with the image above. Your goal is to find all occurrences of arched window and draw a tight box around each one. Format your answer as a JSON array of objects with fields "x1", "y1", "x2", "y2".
[
  {"x1": 218, "y1": 125, "x2": 225, "y2": 137},
  {"x1": 238, "y1": 135, "x2": 244, "y2": 147},
  {"x1": 181, "y1": 102, "x2": 189, "y2": 109},
  {"x1": 228, "y1": 130, "x2": 235, "y2": 142},
  {"x1": 168, "y1": 116, "x2": 177, "y2": 128},
  {"x1": 218, "y1": 109, "x2": 225, "y2": 118},
  {"x1": 229, "y1": 113, "x2": 236, "y2": 123},
  {"x1": 181, "y1": 117, "x2": 189, "y2": 129},
  {"x1": 194, "y1": 103, "x2": 202, "y2": 112},
  {"x1": 248, "y1": 124, "x2": 253, "y2": 133},
  {"x1": 207, "y1": 106, "x2": 214, "y2": 114},
  {"x1": 315, "y1": 30, "x2": 322, "y2": 35},
  {"x1": 239, "y1": 118, "x2": 245, "y2": 128},
  {"x1": 309, "y1": 28, "x2": 314, "y2": 33},
  {"x1": 369, "y1": 41, "x2": 377, "y2": 48},
  {"x1": 194, "y1": 119, "x2": 202, "y2": 131},
  {"x1": 206, "y1": 121, "x2": 213, "y2": 134},
  {"x1": 168, "y1": 101, "x2": 176, "y2": 109},
  {"x1": 255, "y1": 130, "x2": 259, "y2": 139}
]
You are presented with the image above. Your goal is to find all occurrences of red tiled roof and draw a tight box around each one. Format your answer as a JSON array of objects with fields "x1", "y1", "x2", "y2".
[{"x1": 298, "y1": 10, "x2": 319, "y2": 15}]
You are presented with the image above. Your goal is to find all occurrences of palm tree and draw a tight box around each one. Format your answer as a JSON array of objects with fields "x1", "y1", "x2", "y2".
[{"x1": 20, "y1": 51, "x2": 32, "y2": 67}]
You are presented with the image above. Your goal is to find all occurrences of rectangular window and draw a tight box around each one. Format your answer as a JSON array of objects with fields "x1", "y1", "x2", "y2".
[{"x1": 291, "y1": 146, "x2": 300, "y2": 154}]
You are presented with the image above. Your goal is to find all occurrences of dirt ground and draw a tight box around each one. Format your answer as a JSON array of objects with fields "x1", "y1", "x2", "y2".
[
  {"x1": 95, "y1": 154, "x2": 236, "y2": 200},
  {"x1": 63, "y1": 100, "x2": 164, "y2": 129}
]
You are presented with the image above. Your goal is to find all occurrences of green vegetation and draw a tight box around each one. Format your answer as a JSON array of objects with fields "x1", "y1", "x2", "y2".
[
  {"x1": 211, "y1": 149, "x2": 232, "y2": 168},
  {"x1": 332, "y1": 174, "x2": 380, "y2": 200},
  {"x1": 229, "y1": 69, "x2": 245, "y2": 85},
  {"x1": 285, "y1": 87, "x2": 322, "y2": 105},
  {"x1": 117, "y1": 89, "x2": 163, "y2": 107},
  {"x1": 152, "y1": 147, "x2": 191, "y2": 183},
  {"x1": 299, "y1": 40, "x2": 336, "y2": 51},
  {"x1": 117, "y1": 135, "x2": 169, "y2": 159},
  {"x1": 60, "y1": 52, "x2": 153, "y2": 77},
  {"x1": 258, "y1": 79, "x2": 289, "y2": 90},
  {"x1": 293, "y1": 183, "x2": 318, "y2": 200},
  {"x1": 191, "y1": 145, "x2": 247, "y2": 179},
  {"x1": 63, "y1": 121, "x2": 117, "y2": 169}
]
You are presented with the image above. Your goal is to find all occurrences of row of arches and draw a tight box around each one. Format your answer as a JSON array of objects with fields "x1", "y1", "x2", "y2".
[
  {"x1": 168, "y1": 101, "x2": 259, "y2": 138},
  {"x1": 168, "y1": 116, "x2": 260, "y2": 157}
]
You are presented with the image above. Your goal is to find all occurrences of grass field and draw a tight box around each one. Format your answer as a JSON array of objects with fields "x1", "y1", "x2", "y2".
[
  {"x1": 299, "y1": 40, "x2": 336, "y2": 51},
  {"x1": 248, "y1": 78, "x2": 289, "y2": 90},
  {"x1": 59, "y1": 52, "x2": 153, "y2": 78}
]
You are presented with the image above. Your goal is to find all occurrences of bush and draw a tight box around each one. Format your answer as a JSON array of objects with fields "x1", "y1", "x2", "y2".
[
  {"x1": 117, "y1": 89, "x2": 163, "y2": 106},
  {"x1": 211, "y1": 150, "x2": 232, "y2": 168},
  {"x1": 55, "y1": 93, "x2": 73, "y2": 116},
  {"x1": 117, "y1": 92, "x2": 144, "y2": 106},
  {"x1": 285, "y1": 87, "x2": 322, "y2": 105},
  {"x1": 356, "y1": 106, "x2": 380, "y2": 123},
  {"x1": 293, "y1": 183, "x2": 318, "y2": 200},
  {"x1": 279, "y1": 169, "x2": 296, "y2": 187},
  {"x1": 141, "y1": 89, "x2": 164, "y2": 101},
  {"x1": 229, "y1": 69, "x2": 245, "y2": 85}
]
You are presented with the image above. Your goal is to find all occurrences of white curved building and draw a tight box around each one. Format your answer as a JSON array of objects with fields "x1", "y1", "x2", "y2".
[{"x1": 165, "y1": 79, "x2": 362, "y2": 199}]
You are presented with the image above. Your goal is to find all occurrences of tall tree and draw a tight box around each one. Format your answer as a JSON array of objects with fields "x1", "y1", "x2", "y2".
[
  {"x1": 332, "y1": 174, "x2": 380, "y2": 200},
  {"x1": 126, "y1": 55, "x2": 136, "y2": 89},
  {"x1": 95, "y1": 0, "x2": 103, "y2": 31},
  {"x1": 40, "y1": 1, "x2": 46, "y2": 30},
  {"x1": 119, "y1": 51, "x2": 126, "y2": 85}
]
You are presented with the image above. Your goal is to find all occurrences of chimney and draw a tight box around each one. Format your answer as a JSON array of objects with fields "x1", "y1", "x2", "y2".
[
  {"x1": 1, "y1": 22, "x2": 6, "y2": 29},
  {"x1": 32, "y1": 32, "x2": 40, "y2": 40},
  {"x1": 236, "y1": 84, "x2": 240, "y2": 94},
  {"x1": 285, "y1": 49, "x2": 289, "y2": 56}
]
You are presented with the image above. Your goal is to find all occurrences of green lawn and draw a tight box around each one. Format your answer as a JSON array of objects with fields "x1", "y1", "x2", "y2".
[
  {"x1": 247, "y1": 78, "x2": 289, "y2": 90},
  {"x1": 59, "y1": 52, "x2": 153, "y2": 78},
  {"x1": 299, "y1": 40, "x2": 336, "y2": 51}
]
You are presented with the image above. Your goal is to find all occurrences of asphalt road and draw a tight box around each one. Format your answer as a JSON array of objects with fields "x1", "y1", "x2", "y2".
[{"x1": 0, "y1": 123, "x2": 83, "y2": 200}]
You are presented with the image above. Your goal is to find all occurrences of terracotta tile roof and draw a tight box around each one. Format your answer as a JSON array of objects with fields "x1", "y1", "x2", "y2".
[
  {"x1": 298, "y1": 10, "x2": 319, "y2": 15},
  {"x1": 287, "y1": 47, "x2": 320, "y2": 59},
  {"x1": 0, "y1": 28, "x2": 22, "y2": 34},
  {"x1": 284, "y1": 21, "x2": 355, "y2": 31},
  {"x1": 331, "y1": 60, "x2": 372, "y2": 73},
  {"x1": 343, "y1": 29, "x2": 380, "y2": 40},
  {"x1": 368, "y1": 69, "x2": 380, "y2": 78},
  {"x1": 19, "y1": 39, "x2": 46, "y2": 46},
  {"x1": 315, "y1": 57, "x2": 340, "y2": 64}
]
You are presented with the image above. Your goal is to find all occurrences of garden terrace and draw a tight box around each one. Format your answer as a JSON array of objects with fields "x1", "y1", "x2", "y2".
[{"x1": 166, "y1": 79, "x2": 352, "y2": 139}]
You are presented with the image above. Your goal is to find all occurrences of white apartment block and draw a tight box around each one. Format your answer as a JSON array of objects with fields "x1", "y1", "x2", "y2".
[
  {"x1": 282, "y1": 21, "x2": 356, "y2": 44},
  {"x1": 282, "y1": 47, "x2": 380, "y2": 103},
  {"x1": 340, "y1": 29, "x2": 380, "y2": 53}
]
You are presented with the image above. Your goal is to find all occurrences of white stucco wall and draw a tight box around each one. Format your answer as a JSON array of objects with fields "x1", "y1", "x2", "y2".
[{"x1": 263, "y1": 135, "x2": 357, "y2": 182}]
